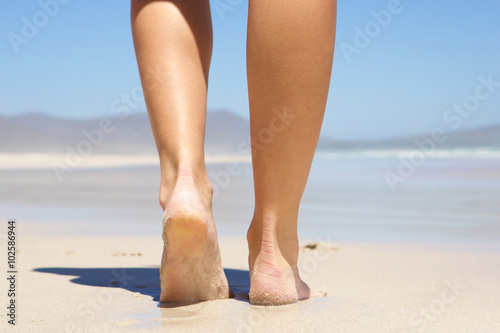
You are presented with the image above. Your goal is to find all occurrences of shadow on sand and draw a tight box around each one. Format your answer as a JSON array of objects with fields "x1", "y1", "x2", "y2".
[{"x1": 33, "y1": 267, "x2": 250, "y2": 306}]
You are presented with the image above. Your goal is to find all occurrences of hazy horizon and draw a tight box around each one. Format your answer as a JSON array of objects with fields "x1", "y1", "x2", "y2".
[{"x1": 1, "y1": 110, "x2": 500, "y2": 158}]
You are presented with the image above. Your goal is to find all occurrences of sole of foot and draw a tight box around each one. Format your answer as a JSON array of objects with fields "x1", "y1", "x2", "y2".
[{"x1": 159, "y1": 175, "x2": 232, "y2": 303}]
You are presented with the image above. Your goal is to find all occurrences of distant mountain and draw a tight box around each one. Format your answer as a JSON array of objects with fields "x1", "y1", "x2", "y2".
[
  {"x1": 0, "y1": 111, "x2": 499, "y2": 154},
  {"x1": 0, "y1": 112, "x2": 155, "y2": 154},
  {"x1": 204, "y1": 110, "x2": 250, "y2": 154},
  {"x1": 0, "y1": 111, "x2": 249, "y2": 155},
  {"x1": 317, "y1": 125, "x2": 500, "y2": 151}
]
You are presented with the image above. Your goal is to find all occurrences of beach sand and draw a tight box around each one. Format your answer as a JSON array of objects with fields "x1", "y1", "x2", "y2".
[
  {"x1": 1, "y1": 154, "x2": 499, "y2": 332},
  {"x1": 1, "y1": 227, "x2": 499, "y2": 332}
]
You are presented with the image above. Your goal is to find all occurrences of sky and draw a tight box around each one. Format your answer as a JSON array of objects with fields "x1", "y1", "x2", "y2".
[{"x1": 1, "y1": 0, "x2": 499, "y2": 140}]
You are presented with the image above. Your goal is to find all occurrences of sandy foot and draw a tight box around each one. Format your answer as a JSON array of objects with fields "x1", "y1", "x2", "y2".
[
  {"x1": 247, "y1": 223, "x2": 323, "y2": 305},
  {"x1": 159, "y1": 171, "x2": 231, "y2": 303}
]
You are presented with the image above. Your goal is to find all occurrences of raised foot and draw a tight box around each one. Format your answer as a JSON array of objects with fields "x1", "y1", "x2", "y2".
[{"x1": 159, "y1": 174, "x2": 231, "y2": 303}]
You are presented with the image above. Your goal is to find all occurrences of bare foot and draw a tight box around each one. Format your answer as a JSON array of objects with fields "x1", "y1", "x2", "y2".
[
  {"x1": 159, "y1": 169, "x2": 232, "y2": 302},
  {"x1": 247, "y1": 220, "x2": 323, "y2": 305}
]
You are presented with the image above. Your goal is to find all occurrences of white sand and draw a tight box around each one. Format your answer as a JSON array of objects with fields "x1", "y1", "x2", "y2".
[{"x1": 0, "y1": 225, "x2": 499, "y2": 333}]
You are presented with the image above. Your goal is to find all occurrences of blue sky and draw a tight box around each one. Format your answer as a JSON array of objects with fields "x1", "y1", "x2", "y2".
[{"x1": 1, "y1": 0, "x2": 499, "y2": 140}]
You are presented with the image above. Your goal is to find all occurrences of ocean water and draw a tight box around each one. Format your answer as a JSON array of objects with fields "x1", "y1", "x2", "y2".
[
  {"x1": 301, "y1": 155, "x2": 500, "y2": 243},
  {"x1": 1, "y1": 152, "x2": 499, "y2": 244}
]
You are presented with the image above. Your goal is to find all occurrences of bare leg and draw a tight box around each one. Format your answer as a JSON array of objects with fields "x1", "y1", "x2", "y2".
[
  {"x1": 131, "y1": 0, "x2": 231, "y2": 302},
  {"x1": 246, "y1": 0, "x2": 337, "y2": 305}
]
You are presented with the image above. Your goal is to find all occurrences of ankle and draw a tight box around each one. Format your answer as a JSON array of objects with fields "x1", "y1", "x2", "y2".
[
  {"x1": 247, "y1": 215, "x2": 300, "y2": 266},
  {"x1": 159, "y1": 162, "x2": 213, "y2": 211}
]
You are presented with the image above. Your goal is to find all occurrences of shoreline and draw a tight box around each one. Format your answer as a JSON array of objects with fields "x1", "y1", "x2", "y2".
[
  {"x1": 0, "y1": 153, "x2": 253, "y2": 170},
  {"x1": 1, "y1": 151, "x2": 499, "y2": 171}
]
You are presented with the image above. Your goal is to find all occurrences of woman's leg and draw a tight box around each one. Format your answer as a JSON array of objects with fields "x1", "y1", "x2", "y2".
[
  {"x1": 131, "y1": 0, "x2": 231, "y2": 302},
  {"x1": 246, "y1": 0, "x2": 337, "y2": 305}
]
